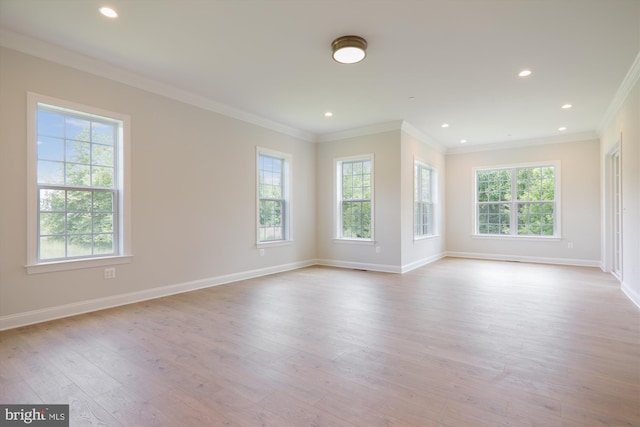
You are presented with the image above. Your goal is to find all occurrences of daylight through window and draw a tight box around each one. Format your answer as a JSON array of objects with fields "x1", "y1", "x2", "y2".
[{"x1": 476, "y1": 164, "x2": 558, "y2": 237}]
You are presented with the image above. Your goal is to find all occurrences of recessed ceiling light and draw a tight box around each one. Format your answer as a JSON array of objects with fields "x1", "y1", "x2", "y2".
[
  {"x1": 441, "y1": 123, "x2": 449, "y2": 128},
  {"x1": 324, "y1": 112, "x2": 333, "y2": 117},
  {"x1": 518, "y1": 70, "x2": 532, "y2": 77},
  {"x1": 460, "y1": 139, "x2": 467, "y2": 144},
  {"x1": 561, "y1": 104, "x2": 572, "y2": 109},
  {"x1": 558, "y1": 126, "x2": 567, "y2": 131},
  {"x1": 99, "y1": 7, "x2": 118, "y2": 18}
]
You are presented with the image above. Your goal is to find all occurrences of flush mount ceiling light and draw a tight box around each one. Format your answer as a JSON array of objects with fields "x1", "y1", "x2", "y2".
[
  {"x1": 332, "y1": 35, "x2": 367, "y2": 64},
  {"x1": 518, "y1": 69, "x2": 532, "y2": 77}
]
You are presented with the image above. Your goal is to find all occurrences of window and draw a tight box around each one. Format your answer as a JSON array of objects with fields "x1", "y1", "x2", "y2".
[
  {"x1": 414, "y1": 161, "x2": 436, "y2": 237},
  {"x1": 257, "y1": 148, "x2": 291, "y2": 243},
  {"x1": 336, "y1": 155, "x2": 373, "y2": 240},
  {"x1": 475, "y1": 163, "x2": 559, "y2": 237},
  {"x1": 27, "y1": 93, "x2": 131, "y2": 273}
]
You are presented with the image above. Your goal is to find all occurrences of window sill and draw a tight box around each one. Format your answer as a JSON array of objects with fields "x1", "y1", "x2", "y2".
[
  {"x1": 414, "y1": 234, "x2": 440, "y2": 242},
  {"x1": 471, "y1": 234, "x2": 561, "y2": 242},
  {"x1": 256, "y1": 240, "x2": 293, "y2": 248},
  {"x1": 333, "y1": 238, "x2": 375, "y2": 246},
  {"x1": 26, "y1": 255, "x2": 133, "y2": 275}
]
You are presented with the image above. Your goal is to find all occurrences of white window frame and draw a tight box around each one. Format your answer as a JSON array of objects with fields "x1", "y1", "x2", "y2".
[
  {"x1": 473, "y1": 161, "x2": 561, "y2": 239},
  {"x1": 26, "y1": 93, "x2": 132, "y2": 274},
  {"x1": 414, "y1": 160, "x2": 438, "y2": 239},
  {"x1": 256, "y1": 147, "x2": 292, "y2": 246},
  {"x1": 334, "y1": 154, "x2": 374, "y2": 242}
]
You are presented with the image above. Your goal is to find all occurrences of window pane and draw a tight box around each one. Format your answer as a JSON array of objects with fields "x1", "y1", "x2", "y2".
[
  {"x1": 66, "y1": 140, "x2": 90, "y2": 163},
  {"x1": 66, "y1": 163, "x2": 91, "y2": 186},
  {"x1": 40, "y1": 236, "x2": 65, "y2": 260},
  {"x1": 92, "y1": 122, "x2": 115, "y2": 146},
  {"x1": 37, "y1": 136, "x2": 64, "y2": 161},
  {"x1": 37, "y1": 110, "x2": 64, "y2": 138},
  {"x1": 94, "y1": 234, "x2": 114, "y2": 255},
  {"x1": 67, "y1": 191, "x2": 92, "y2": 212},
  {"x1": 93, "y1": 213, "x2": 113, "y2": 233},
  {"x1": 68, "y1": 234, "x2": 92, "y2": 257},
  {"x1": 93, "y1": 192, "x2": 114, "y2": 212},
  {"x1": 92, "y1": 166, "x2": 114, "y2": 188},
  {"x1": 65, "y1": 117, "x2": 91, "y2": 141},
  {"x1": 40, "y1": 189, "x2": 65, "y2": 211},
  {"x1": 38, "y1": 160, "x2": 64, "y2": 184},
  {"x1": 67, "y1": 213, "x2": 92, "y2": 234},
  {"x1": 92, "y1": 144, "x2": 114, "y2": 166},
  {"x1": 40, "y1": 213, "x2": 65, "y2": 235}
]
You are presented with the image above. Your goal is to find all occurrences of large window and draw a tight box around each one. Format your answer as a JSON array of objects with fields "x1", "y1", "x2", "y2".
[
  {"x1": 336, "y1": 155, "x2": 373, "y2": 240},
  {"x1": 257, "y1": 148, "x2": 291, "y2": 243},
  {"x1": 415, "y1": 161, "x2": 436, "y2": 237},
  {"x1": 27, "y1": 93, "x2": 131, "y2": 273},
  {"x1": 475, "y1": 163, "x2": 559, "y2": 237}
]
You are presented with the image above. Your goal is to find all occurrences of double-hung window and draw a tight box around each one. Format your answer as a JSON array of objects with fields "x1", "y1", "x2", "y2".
[
  {"x1": 415, "y1": 161, "x2": 436, "y2": 237},
  {"x1": 257, "y1": 148, "x2": 291, "y2": 243},
  {"x1": 27, "y1": 93, "x2": 131, "y2": 273},
  {"x1": 475, "y1": 163, "x2": 559, "y2": 237},
  {"x1": 336, "y1": 155, "x2": 373, "y2": 240}
]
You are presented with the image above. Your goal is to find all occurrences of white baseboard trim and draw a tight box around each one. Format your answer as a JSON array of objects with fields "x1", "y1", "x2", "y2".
[
  {"x1": 315, "y1": 259, "x2": 402, "y2": 274},
  {"x1": 0, "y1": 259, "x2": 315, "y2": 331},
  {"x1": 621, "y1": 281, "x2": 640, "y2": 309},
  {"x1": 445, "y1": 251, "x2": 601, "y2": 268},
  {"x1": 401, "y1": 253, "x2": 446, "y2": 273}
]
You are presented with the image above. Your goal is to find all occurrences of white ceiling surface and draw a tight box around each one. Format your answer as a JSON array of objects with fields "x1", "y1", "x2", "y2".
[{"x1": 0, "y1": 0, "x2": 638, "y2": 148}]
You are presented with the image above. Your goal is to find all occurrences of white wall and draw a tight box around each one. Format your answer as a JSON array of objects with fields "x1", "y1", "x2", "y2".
[
  {"x1": 400, "y1": 128, "x2": 446, "y2": 271},
  {"x1": 445, "y1": 139, "x2": 601, "y2": 266},
  {"x1": 600, "y1": 77, "x2": 640, "y2": 307},
  {"x1": 0, "y1": 47, "x2": 316, "y2": 327},
  {"x1": 315, "y1": 129, "x2": 402, "y2": 271}
]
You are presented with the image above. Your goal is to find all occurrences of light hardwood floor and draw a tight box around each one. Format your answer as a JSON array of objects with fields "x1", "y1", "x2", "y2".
[{"x1": 1, "y1": 258, "x2": 639, "y2": 426}]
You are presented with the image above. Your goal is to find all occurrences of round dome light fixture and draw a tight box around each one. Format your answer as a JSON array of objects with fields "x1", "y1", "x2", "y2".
[{"x1": 332, "y1": 35, "x2": 367, "y2": 64}]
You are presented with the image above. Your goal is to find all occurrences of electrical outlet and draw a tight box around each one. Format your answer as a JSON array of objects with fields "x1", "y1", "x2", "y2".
[
  {"x1": 259, "y1": 248, "x2": 265, "y2": 256},
  {"x1": 375, "y1": 246, "x2": 381, "y2": 254},
  {"x1": 104, "y1": 267, "x2": 116, "y2": 279},
  {"x1": 567, "y1": 242, "x2": 574, "y2": 249}
]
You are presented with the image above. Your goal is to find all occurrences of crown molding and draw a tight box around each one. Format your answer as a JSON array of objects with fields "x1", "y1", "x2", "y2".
[
  {"x1": 315, "y1": 120, "x2": 403, "y2": 142},
  {"x1": 599, "y1": 49, "x2": 640, "y2": 134},
  {"x1": 400, "y1": 121, "x2": 445, "y2": 153},
  {"x1": 0, "y1": 29, "x2": 315, "y2": 142},
  {"x1": 445, "y1": 130, "x2": 599, "y2": 155}
]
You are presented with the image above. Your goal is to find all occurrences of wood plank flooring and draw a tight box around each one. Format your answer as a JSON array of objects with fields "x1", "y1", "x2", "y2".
[{"x1": 1, "y1": 258, "x2": 639, "y2": 426}]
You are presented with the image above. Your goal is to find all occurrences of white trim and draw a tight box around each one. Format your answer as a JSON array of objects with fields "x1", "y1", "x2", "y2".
[
  {"x1": 446, "y1": 131, "x2": 598, "y2": 155},
  {"x1": 26, "y1": 255, "x2": 133, "y2": 275},
  {"x1": 318, "y1": 121, "x2": 402, "y2": 143},
  {"x1": 1, "y1": 259, "x2": 315, "y2": 331},
  {"x1": 599, "y1": 50, "x2": 640, "y2": 135},
  {"x1": 332, "y1": 238, "x2": 376, "y2": 246},
  {"x1": 445, "y1": 251, "x2": 601, "y2": 268},
  {"x1": 621, "y1": 281, "x2": 640, "y2": 310},
  {"x1": 401, "y1": 121, "x2": 445, "y2": 153},
  {"x1": 1, "y1": 29, "x2": 313, "y2": 142},
  {"x1": 401, "y1": 253, "x2": 446, "y2": 273},
  {"x1": 315, "y1": 259, "x2": 401, "y2": 274},
  {"x1": 26, "y1": 92, "x2": 132, "y2": 271}
]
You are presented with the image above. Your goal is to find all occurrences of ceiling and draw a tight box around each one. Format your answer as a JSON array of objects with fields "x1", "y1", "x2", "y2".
[{"x1": 1, "y1": 0, "x2": 639, "y2": 149}]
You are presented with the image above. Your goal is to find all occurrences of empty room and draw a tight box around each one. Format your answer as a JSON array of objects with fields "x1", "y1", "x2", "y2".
[{"x1": 1, "y1": 1, "x2": 639, "y2": 426}]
